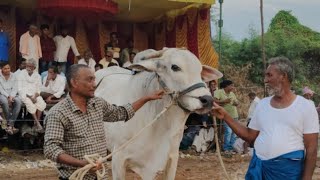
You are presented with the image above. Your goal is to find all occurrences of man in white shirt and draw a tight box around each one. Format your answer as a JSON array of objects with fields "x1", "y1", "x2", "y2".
[
  {"x1": 19, "y1": 24, "x2": 42, "y2": 72},
  {"x1": 77, "y1": 49, "x2": 96, "y2": 71},
  {"x1": 53, "y1": 26, "x2": 81, "y2": 74},
  {"x1": 247, "y1": 92, "x2": 260, "y2": 125},
  {"x1": 40, "y1": 65, "x2": 66, "y2": 104},
  {"x1": 17, "y1": 59, "x2": 46, "y2": 133},
  {"x1": 0, "y1": 63, "x2": 22, "y2": 135},
  {"x1": 99, "y1": 49, "x2": 119, "y2": 68},
  {"x1": 212, "y1": 57, "x2": 319, "y2": 179}
]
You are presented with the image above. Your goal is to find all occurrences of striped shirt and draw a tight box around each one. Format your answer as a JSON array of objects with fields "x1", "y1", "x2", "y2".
[{"x1": 44, "y1": 94, "x2": 135, "y2": 180}]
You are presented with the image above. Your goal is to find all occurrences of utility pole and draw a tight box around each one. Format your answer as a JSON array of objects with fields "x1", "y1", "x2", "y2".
[
  {"x1": 260, "y1": 0, "x2": 267, "y2": 96},
  {"x1": 218, "y1": 0, "x2": 223, "y2": 67}
]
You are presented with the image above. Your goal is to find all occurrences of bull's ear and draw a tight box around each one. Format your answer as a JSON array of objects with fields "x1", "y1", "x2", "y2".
[
  {"x1": 128, "y1": 60, "x2": 159, "y2": 72},
  {"x1": 201, "y1": 65, "x2": 223, "y2": 82}
]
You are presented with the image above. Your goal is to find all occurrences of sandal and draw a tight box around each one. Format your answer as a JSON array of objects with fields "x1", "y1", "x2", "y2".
[{"x1": 5, "y1": 126, "x2": 19, "y2": 135}]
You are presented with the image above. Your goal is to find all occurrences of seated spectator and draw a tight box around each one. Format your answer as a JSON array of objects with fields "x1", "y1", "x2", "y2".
[
  {"x1": 191, "y1": 114, "x2": 215, "y2": 152},
  {"x1": 95, "y1": 63, "x2": 103, "y2": 72},
  {"x1": 14, "y1": 57, "x2": 27, "y2": 77},
  {"x1": 0, "y1": 63, "x2": 22, "y2": 135},
  {"x1": 77, "y1": 49, "x2": 96, "y2": 71},
  {"x1": 41, "y1": 68, "x2": 65, "y2": 82},
  {"x1": 40, "y1": 65, "x2": 66, "y2": 104},
  {"x1": 17, "y1": 59, "x2": 46, "y2": 133},
  {"x1": 192, "y1": 125, "x2": 214, "y2": 153},
  {"x1": 179, "y1": 113, "x2": 203, "y2": 150},
  {"x1": 108, "y1": 62, "x2": 118, "y2": 67},
  {"x1": 123, "y1": 52, "x2": 136, "y2": 68},
  {"x1": 99, "y1": 49, "x2": 119, "y2": 68}
]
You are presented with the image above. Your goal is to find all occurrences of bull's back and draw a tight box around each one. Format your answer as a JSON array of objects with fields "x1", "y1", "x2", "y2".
[
  {"x1": 95, "y1": 67, "x2": 140, "y2": 151},
  {"x1": 95, "y1": 67, "x2": 133, "y2": 104}
]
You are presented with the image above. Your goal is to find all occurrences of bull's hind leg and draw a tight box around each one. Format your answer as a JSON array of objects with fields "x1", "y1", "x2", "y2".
[
  {"x1": 112, "y1": 155, "x2": 127, "y2": 180},
  {"x1": 162, "y1": 152, "x2": 179, "y2": 180}
]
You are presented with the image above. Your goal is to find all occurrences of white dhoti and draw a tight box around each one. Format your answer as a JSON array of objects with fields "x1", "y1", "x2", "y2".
[{"x1": 22, "y1": 96, "x2": 46, "y2": 114}]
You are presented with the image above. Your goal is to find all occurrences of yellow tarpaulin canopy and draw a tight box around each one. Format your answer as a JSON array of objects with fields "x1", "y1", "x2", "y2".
[{"x1": 168, "y1": 0, "x2": 215, "y2": 5}]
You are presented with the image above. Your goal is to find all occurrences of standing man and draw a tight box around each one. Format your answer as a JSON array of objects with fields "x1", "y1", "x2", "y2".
[
  {"x1": 19, "y1": 23, "x2": 42, "y2": 72},
  {"x1": 214, "y1": 80, "x2": 239, "y2": 153},
  {"x1": 44, "y1": 64, "x2": 164, "y2": 180},
  {"x1": 0, "y1": 63, "x2": 22, "y2": 135},
  {"x1": 53, "y1": 26, "x2": 81, "y2": 74},
  {"x1": 212, "y1": 57, "x2": 319, "y2": 179},
  {"x1": 0, "y1": 18, "x2": 10, "y2": 62},
  {"x1": 40, "y1": 24, "x2": 56, "y2": 73}
]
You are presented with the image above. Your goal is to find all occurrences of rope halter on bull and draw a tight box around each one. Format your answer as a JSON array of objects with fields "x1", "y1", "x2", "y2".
[{"x1": 69, "y1": 50, "x2": 207, "y2": 180}]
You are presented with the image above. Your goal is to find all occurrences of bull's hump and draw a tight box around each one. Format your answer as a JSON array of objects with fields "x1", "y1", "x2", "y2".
[{"x1": 95, "y1": 66, "x2": 132, "y2": 83}]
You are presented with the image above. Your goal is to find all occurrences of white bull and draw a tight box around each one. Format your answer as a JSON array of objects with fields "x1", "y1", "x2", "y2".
[{"x1": 95, "y1": 48, "x2": 222, "y2": 180}]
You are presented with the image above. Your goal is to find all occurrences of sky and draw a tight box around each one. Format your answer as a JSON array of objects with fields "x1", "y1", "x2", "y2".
[{"x1": 211, "y1": 0, "x2": 320, "y2": 41}]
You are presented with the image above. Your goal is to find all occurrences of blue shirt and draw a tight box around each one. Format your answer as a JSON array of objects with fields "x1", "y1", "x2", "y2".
[{"x1": 0, "y1": 31, "x2": 10, "y2": 61}]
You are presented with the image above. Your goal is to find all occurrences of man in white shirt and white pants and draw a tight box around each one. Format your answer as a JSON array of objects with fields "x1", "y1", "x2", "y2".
[
  {"x1": 53, "y1": 26, "x2": 81, "y2": 74},
  {"x1": 17, "y1": 59, "x2": 46, "y2": 132}
]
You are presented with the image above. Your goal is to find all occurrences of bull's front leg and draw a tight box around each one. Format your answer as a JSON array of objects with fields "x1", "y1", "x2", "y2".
[{"x1": 162, "y1": 151, "x2": 179, "y2": 180}]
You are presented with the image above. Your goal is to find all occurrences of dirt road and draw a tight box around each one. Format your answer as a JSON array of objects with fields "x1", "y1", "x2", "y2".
[{"x1": 0, "y1": 151, "x2": 320, "y2": 180}]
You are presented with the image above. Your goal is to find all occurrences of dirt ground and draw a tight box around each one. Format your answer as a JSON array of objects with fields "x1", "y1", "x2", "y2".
[{"x1": 1, "y1": 150, "x2": 320, "y2": 180}]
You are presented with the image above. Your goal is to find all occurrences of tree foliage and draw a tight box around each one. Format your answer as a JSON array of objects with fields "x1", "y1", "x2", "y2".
[{"x1": 214, "y1": 10, "x2": 320, "y2": 97}]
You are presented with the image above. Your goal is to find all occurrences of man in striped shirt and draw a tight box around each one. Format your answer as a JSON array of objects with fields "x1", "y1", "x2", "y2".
[{"x1": 44, "y1": 64, "x2": 164, "y2": 180}]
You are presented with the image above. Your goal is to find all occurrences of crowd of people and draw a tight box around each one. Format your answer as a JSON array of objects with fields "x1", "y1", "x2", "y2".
[
  {"x1": 0, "y1": 19, "x2": 138, "y2": 148},
  {"x1": 0, "y1": 18, "x2": 319, "y2": 179}
]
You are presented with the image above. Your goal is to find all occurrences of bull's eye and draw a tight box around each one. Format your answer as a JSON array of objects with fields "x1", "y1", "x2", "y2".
[{"x1": 171, "y1": 64, "x2": 181, "y2": 72}]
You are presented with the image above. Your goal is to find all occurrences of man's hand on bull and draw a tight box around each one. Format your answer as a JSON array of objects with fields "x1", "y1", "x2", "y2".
[
  {"x1": 146, "y1": 90, "x2": 165, "y2": 101},
  {"x1": 132, "y1": 90, "x2": 165, "y2": 112}
]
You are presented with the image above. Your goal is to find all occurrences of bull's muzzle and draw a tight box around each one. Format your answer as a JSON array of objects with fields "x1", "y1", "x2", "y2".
[{"x1": 199, "y1": 95, "x2": 213, "y2": 109}]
